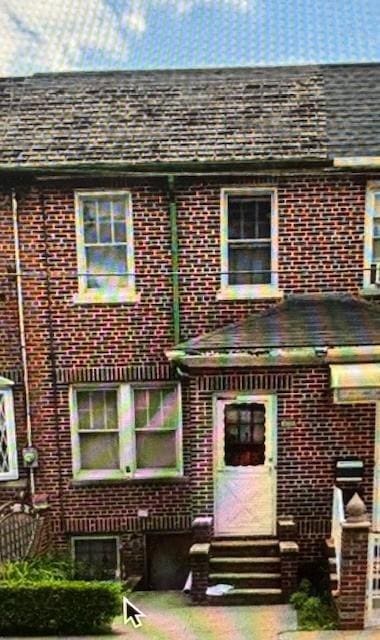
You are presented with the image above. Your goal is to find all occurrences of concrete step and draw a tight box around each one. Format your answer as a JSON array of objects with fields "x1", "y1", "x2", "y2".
[
  {"x1": 209, "y1": 571, "x2": 281, "y2": 589},
  {"x1": 209, "y1": 556, "x2": 280, "y2": 573},
  {"x1": 211, "y1": 539, "x2": 279, "y2": 558},
  {"x1": 206, "y1": 587, "x2": 283, "y2": 606}
]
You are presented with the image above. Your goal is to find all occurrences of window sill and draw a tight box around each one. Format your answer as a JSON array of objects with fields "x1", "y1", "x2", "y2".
[
  {"x1": 73, "y1": 290, "x2": 141, "y2": 305},
  {"x1": 70, "y1": 475, "x2": 188, "y2": 487},
  {"x1": 216, "y1": 285, "x2": 284, "y2": 301},
  {"x1": 359, "y1": 286, "x2": 380, "y2": 298},
  {"x1": 0, "y1": 477, "x2": 25, "y2": 488}
]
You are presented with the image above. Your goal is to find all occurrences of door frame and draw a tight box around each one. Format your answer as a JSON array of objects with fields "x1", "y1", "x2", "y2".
[{"x1": 212, "y1": 392, "x2": 278, "y2": 536}]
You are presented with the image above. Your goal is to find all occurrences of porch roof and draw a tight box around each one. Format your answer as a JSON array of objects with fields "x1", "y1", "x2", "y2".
[{"x1": 176, "y1": 295, "x2": 380, "y2": 353}]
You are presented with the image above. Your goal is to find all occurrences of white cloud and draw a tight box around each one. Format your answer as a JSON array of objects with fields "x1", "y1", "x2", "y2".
[
  {"x1": 122, "y1": 1, "x2": 147, "y2": 34},
  {"x1": 0, "y1": 0, "x2": 128, "y2": 75}
]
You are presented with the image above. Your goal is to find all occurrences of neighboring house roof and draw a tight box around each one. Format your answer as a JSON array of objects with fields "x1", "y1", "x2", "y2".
[
  {"x1": 0, "y1": 63, "x2": 378, "y2": 167},
  {"x1": 176, "y1": 295, "x2": 380, "y2": 352}
]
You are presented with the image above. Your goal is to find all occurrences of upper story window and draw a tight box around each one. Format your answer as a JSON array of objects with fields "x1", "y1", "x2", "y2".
[
  {"x1": 70, "y1": 383, "x2": 183, "y2": 481},
  {"x1": 75, "y1": 191, "x2": 139, "y2": 304},
  {"x1": 0, "y1": 379, "x2": 18, "y2": 482},
  {"x1": 364, "y1": 184, "x2": 380, "y2": 289},
  {"x1": 218, "y1": 188, "x2": 282, "y2": 300}
]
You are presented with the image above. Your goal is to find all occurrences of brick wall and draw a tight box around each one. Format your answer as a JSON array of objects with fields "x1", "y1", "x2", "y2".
[{"x1": 0, "y1": 172, "x2": 377, "y2": 567}]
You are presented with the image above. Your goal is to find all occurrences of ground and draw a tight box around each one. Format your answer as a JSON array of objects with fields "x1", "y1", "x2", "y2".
[{"x1": 4, "y1": 591, "x2": 380, "y2": 639}]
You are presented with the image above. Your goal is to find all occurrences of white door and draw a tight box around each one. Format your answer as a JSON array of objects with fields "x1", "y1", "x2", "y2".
[{"x1": 214, "y1": 394, "x2": 277, "y2": 536}]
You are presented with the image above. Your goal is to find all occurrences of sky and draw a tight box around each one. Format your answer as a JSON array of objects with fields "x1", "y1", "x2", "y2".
[{"x1": 0, "y1": 0, "x2": 379, "y2": 77}]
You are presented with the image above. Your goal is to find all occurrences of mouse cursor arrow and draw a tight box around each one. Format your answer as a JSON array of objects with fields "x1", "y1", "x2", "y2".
[{"x1": 123, "y1": 596, "x2": 146, "y2": 628}]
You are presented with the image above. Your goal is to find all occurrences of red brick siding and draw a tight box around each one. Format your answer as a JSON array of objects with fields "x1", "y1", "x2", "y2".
[{"x1": 0, "y1": 172, "x2": 376, "y2": 567}]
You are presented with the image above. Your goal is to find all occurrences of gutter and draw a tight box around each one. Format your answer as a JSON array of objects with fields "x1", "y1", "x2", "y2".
[
  {"x1": 11, "y1": 189, "x2": 35, "y2": 496},
  {"x1": 165, "y1": 345, "x2": 380, "y2": 368},
  {"x1": 333, "y1": 157, "x2": 380, "y2": 169},
  {"x1": 168, "y1": 175, "x2": 180, "y2": 344}
]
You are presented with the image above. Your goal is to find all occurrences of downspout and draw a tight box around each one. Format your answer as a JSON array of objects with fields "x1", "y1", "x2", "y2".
[
  {"x1": 11, "y1": 189, "x2": 35, "y2": 496},
  {"x1": 168, "y1": 175, "x2": 180, "y2": 344}
]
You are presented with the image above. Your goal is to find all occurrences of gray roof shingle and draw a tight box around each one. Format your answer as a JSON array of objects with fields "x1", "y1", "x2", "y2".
[
  {"x1": 177, "y1": 295, "x2": 380, "y2": 352},
  {"x1": 0, "y1": 63, "x2": 378, "y2": 167}
]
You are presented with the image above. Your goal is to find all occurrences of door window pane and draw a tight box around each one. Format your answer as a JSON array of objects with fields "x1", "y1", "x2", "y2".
[{"x1": 224, "y1": 403, "x2": 266, "y2": 466}]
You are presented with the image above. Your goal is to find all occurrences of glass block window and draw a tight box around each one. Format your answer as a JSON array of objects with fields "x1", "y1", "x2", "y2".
[
  {"x1": 0, "y1": 386, "x2": 18, "y2": 481},
  {"x1": 224, "y1": 402, "x2": 266, "y2": 467},
  {"x1": 76, "y1": 191, "x2": 135, "y2": 297},
  {"x1": 73, "y1": 537, "x2": 119, "y2": 580}
]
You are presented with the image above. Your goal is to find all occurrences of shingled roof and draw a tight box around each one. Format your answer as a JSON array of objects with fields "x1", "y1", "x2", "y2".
[
  {"x1": 0, "y1": 63, "x2": 378, "y2": 167},
  {"x1": 176, "y1": 295, "x2": 380, "y2": 352}
]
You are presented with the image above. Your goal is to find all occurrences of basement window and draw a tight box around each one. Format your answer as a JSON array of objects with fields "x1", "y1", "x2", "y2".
[
  {"x1": 70, "y1": 383, "x2": 183, "y2": 481},
  {"x1": 0, "y1": 380, "x2": 18, "y2": 481},
  {"x1": 74, "y1": 191, "x2": 139, "y2": 304},
  {"x1": 72, "y1": 537, "x2": 120, "y2": 580},
  {"x1": 218, "y1": 188, "x2": 282, "y2": 300}
]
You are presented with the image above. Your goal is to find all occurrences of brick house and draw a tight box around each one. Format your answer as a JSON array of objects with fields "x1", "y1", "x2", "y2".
[{"x1": 0, "y1": 63, "x2": 379, "y2": 627}]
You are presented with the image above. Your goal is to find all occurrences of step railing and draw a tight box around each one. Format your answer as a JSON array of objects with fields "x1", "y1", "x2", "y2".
[{"x1": 331, "y1": 485, "x2": 345, "y2": 585}]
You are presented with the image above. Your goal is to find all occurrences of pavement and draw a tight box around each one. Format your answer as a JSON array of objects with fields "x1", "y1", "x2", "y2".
[{"x1": 3, "y1": 591, "x2": 380, "y2": 640}]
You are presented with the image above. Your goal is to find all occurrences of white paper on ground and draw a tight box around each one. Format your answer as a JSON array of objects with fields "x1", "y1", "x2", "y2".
[{"x1": 206, "y1": 584, "x2": 234, "y2": 596}]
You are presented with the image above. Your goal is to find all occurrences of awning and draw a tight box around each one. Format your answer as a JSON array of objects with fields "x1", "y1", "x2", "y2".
[{"x1": 330, "y1": 363, "x2": 380, "y2": 403}]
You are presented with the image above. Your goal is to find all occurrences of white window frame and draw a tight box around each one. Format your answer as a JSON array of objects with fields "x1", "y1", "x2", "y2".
[
  {"x1": 217, "y1": 187, "x2": 282, "y2": 300},
  {"x1": 0, "y1": 377, "x2": 18, "y2": 482},
  {"x1": 71, "y1": 535, "x2": 121, "y2": 580},
  {"x1": 363, "y1": 183, "x2": 380, "y2": 290},
  {"x1": 70, "y1": 383, "x2": 183, "y2": 481},
  {"x1": 74, "y1": 190, "x2": 140, "y2": 304}
]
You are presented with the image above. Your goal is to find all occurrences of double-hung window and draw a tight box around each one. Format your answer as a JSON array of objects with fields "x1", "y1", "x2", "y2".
[
  {"x1": 364, "y1": 184, "x2": 380, "y2": 288},
  {"x1": 0, "y1": 379, "x2": 18, "y2": 481},
  {"x1": 70, "y1": 383, "x2": 182, "y2": 481},
  {"x1": 219, "y1": 188, "x2": 281, "y2": 299},
  {"x1": 75, "y1": 191, "x2": 138, "y2": 303}
]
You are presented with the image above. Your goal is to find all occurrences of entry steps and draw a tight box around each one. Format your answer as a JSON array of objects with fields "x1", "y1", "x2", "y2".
[{"x1": 207, "y1": 538, "x2": 283, "y2": 605}]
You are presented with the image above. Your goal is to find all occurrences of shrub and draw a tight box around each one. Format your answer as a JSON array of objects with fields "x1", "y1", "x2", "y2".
[
  {"x1": 0, "y1": 580, "x2": 122, "y2": 635},
  {"x1": 0, "y1": 554, "x2": 74, "y2": 583},
  {"x1": 290, "y1": 578, "x2": 338, "y2": 630}
]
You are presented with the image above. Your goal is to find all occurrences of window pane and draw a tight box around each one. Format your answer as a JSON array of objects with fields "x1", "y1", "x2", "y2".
[
  {"x1": 374, "y1": 217, "x2": 380, "y2": 238},
  {"x1": 99, "y1": 222, "x2": 112, "y2": 243},
  {"x1": 85, "y1": 245, "x2": 128, "y2": 289},
  {"x1": 374, "y1": 194, "x2": 380, "y2": 215},
  {"x1": 82, "y1": 200, "x2": 97, "y2": 224},
  {"x1": 256, "y1": 200, "x2": 271, "y2": 238},
  {"x1": 105, "y1": 391, "x2": 118, "y2": 430},
  {"x1": 228, "y1": 244, "x2": 271, "y2": 284},
  {"x1": 80, "y1": 433, "x2": 119, "y2": 469},
  {"x1": 0, "y1": 392, "x2": 10, "y2": 473},
  {"x1": 228, "y1": 197, "x2": 271, "y2": 240},
  {"x1": 91, "y1": 391, "x2": 106, "y2": 430},
  {"x1": 98, "y1": 200, "x2": 111, "y2": 221},
  {"x1": 77, "y1": 391, "x2": 91, "y2": 430},
  {"x1": 74, "y1": 538, "x2": 117, "y2": 580},
  {"x1": 228, "y1": 199, "x2": 242, "y2": 239},
  {"x1": 84, "y1": 222, "x2": 97, "y2": 243},
  {"x1": 373, "y1": 238, "x2": 380, "y2": 261},
  {"x1": 134, "y1": 388, "x2": 178, "y2": 431},
  {"x1": 136, "y1": 432, "x2": 176, "y2": 469},
  {"x1": 134, "y1": 390, "x2": 148, "y2": 429},
  {"x1": 114, "y1": 221, "x2": 126, "y2": 242},
  {"x1": 112, "y1": 199, "x2": 125, "y2": 220}
]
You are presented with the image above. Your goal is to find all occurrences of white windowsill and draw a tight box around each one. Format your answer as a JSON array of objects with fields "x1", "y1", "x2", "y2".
[
  {"x1": 73, "y1": 469, "x2": 183, "y2": 484},
  {"x1": 359, "y1": 286, "x2": 380, "y2": 297},
  {"x1": 216, "y1": 285, "x2": 284, "y2": 301},
  {"x1": 73, "y1": 289, "x2": 141, "y2": 305}
]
